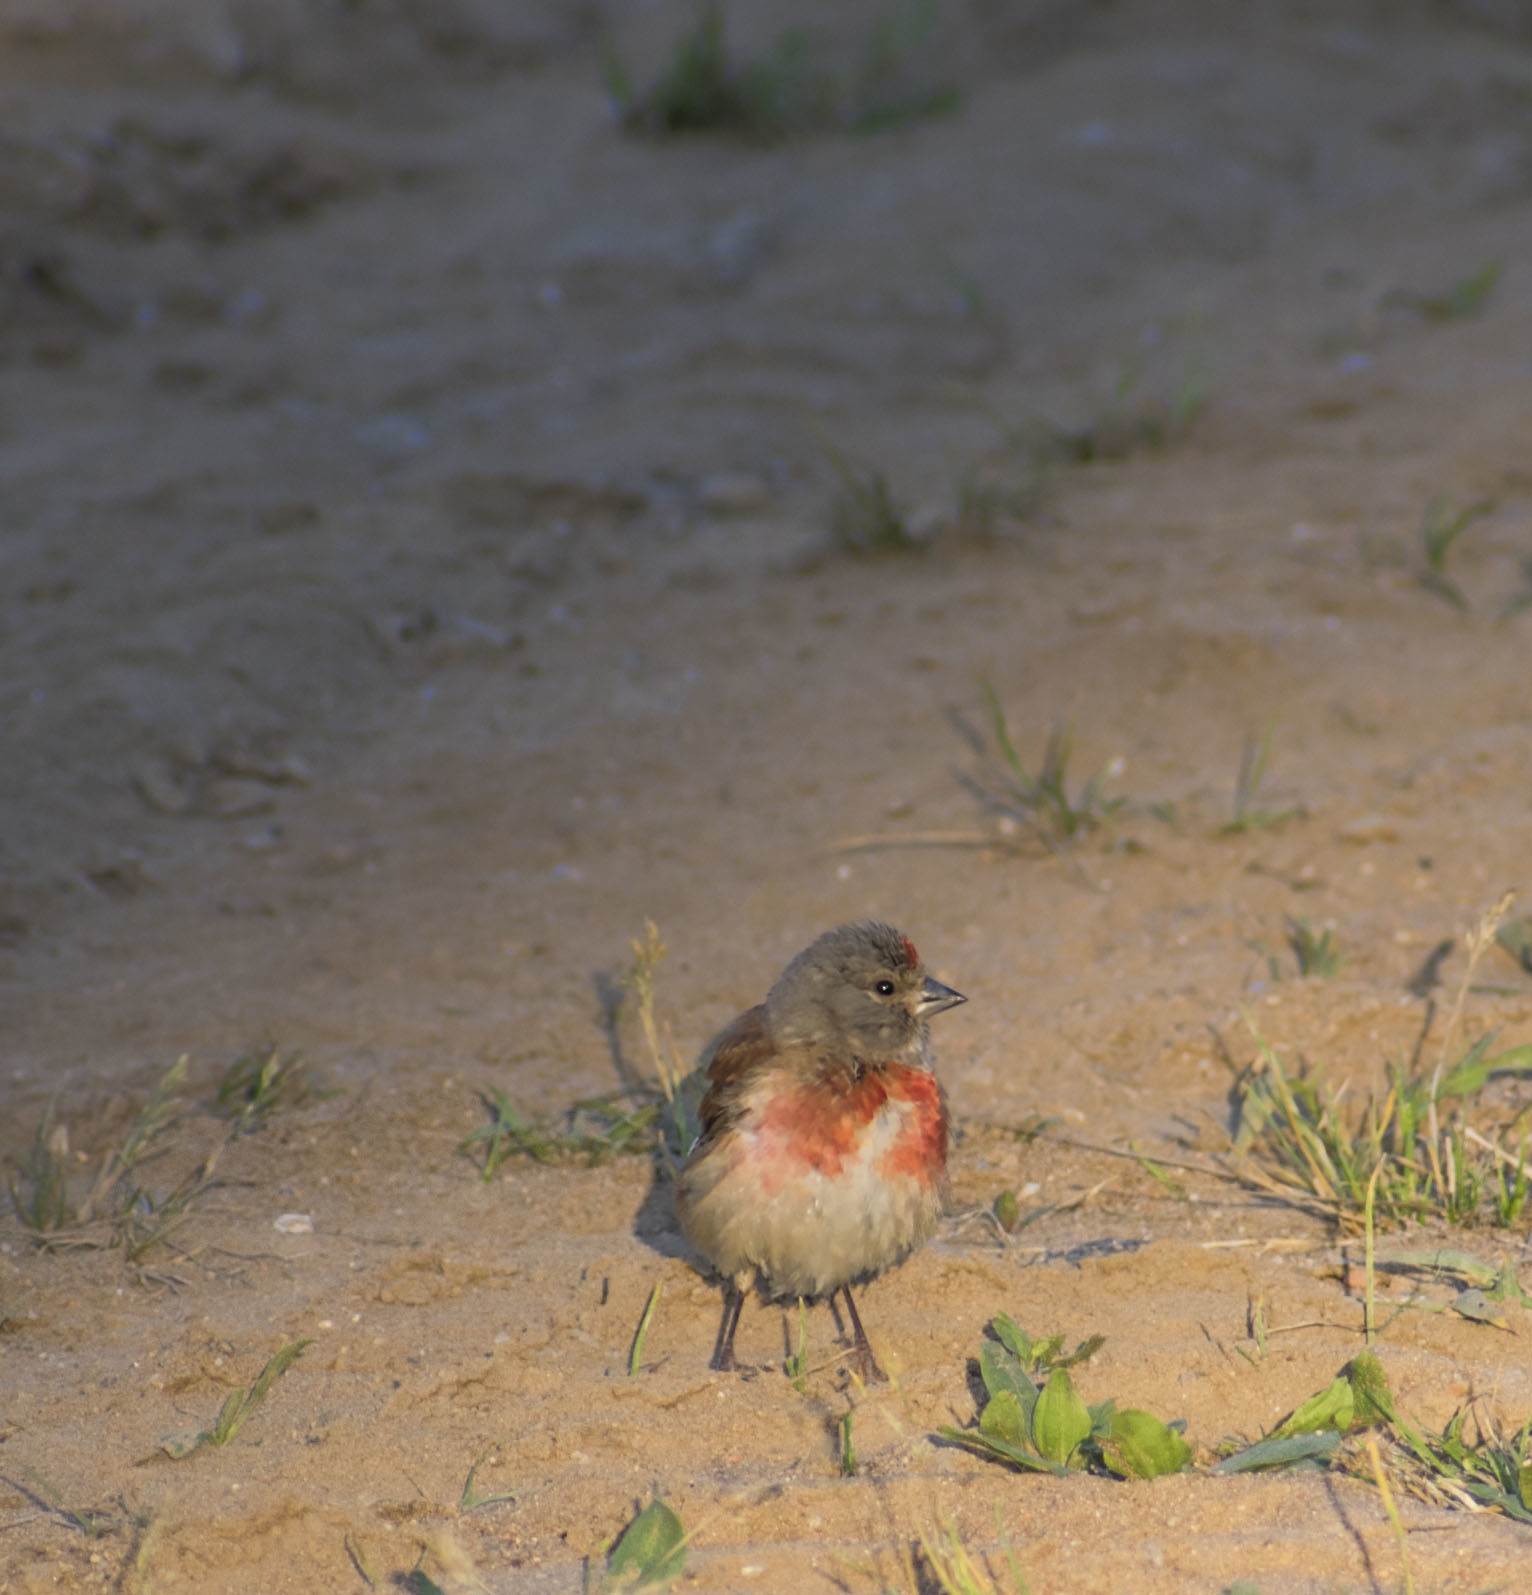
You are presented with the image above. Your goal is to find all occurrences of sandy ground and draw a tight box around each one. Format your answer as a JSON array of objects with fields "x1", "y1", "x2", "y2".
[{"x1": 5, "y1": 1, "x2": 1532, "y2": 1590}]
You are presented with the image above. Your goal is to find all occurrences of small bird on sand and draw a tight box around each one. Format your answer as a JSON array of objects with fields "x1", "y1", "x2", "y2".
[{"x1": 676, "y1": 922, "x2": 966, "y2": 1381}]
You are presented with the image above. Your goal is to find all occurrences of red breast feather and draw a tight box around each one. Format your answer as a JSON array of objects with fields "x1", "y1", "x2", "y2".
[{"x1": 678, "y1": 1056, "x2": 948, "y2": 1300}]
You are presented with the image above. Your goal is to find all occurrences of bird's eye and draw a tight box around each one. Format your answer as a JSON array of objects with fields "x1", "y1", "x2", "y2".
[{"x1": 875, "y1": 980, "x2": 896, "y2": 996}]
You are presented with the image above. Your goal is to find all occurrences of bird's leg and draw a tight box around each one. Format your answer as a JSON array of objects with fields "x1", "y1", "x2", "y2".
[
  {"x1": 710, "y1": 1282, "x2": 746, "y2": 1372},
  {"x1": 840, "y1": 1284, "x2": 887, "y2": 1384}
]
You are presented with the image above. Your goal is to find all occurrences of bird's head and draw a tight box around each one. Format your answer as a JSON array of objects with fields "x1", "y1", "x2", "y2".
[{"x1": 765, "y1": 921, "x2": 965, "y2": 1063}]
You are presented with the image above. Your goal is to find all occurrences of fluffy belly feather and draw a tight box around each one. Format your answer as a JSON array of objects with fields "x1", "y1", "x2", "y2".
[{"x1": 678, "y1": 1074, "x2": 947, "y2": 1300}]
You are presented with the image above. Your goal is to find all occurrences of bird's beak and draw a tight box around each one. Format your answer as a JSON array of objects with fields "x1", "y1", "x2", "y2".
[{"x1": 917, "y1": 976, "x2": 966, "y2": 1016}]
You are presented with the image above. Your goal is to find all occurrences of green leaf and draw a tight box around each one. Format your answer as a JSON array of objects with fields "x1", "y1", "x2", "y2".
[
  {"x1": 1497, "y1": 918, "x2": 1532, "y2": 975},
  {"x1": 1518, "y1": 1459, "x2": 1532, "y2": 1511},
  {"x1": 604, "y1": 1498, "x2": 685, "y2": 1591},
  {"x1": 989, "y1": 1314, "x2": 1033, "y2": 1363},
  {"x1": 1099, "y1": 1409, "x2": 1193, "y2": 1479},
  {"x1": 1272, "y1": 1375, "x2": 1353, "y2": 1440},
  {"x1": 210, "y1": 1388, "x2": 248, "y2": 1444},
  {"x1": 1488, "y1": 1264, "x2": 1530, "y2": 1307},
  {"x1": 1437, "y1": 1041, "x2": 1532, "y2": 1100},
  {"x1": 1031, "y1": 1368, "x2": 1092, "y2": 1468},
  {"x1": 1345, "y1": 1351, "x2": 1396, "y2": 1428},
  {"x1": 980, "y1": 1388, "x2": 1032, "y2": 1449},
  {"x1": 979, "y1": 1341, "x2": 1039, "y2": 1429},
  {"x1": 937, "y1": 1425, "x2": 1068, "y2": 1476},
  {"x1": 1212, "y1": 1431, "x2": 1343, "y2": 1474}
]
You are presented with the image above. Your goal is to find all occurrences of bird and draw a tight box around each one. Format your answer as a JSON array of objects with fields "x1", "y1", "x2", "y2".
[{"x1": 676, "y1": 921, "x2": 966, "y2": 1381}]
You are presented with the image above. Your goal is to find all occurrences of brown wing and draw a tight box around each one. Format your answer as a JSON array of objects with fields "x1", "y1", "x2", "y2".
[{"x1": 693, "y1": 1004, "x2": 777, "y2": 1145}]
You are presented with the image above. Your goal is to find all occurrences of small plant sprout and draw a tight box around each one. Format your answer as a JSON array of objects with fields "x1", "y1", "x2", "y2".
[
  {"x1": 463, "y1": 923, "x2": 699, "y2": 1178},
  {"x1": 1387, "y1": 258, "x2": 1502, "y2": 324},
  {"x1": 1286, "y1": 917, "x2": 1342, "y2": 978},
  {"x1": 851, "y1": 0, "x2": 964, "y2": 133},
  {"x1": 977, "y1": 683, "x2": 1123, "y2": 843},
  {"x1": 1045, "y1": 342, "x2": 1211, "y2": 462},
  {"x1": 1220, "y1": 724, "x2": 1301, "y2": 835},
  {"x1": 604, "y1": 2, "x2": 958, "y2": 143},
  {"x1": 951, "y1": 466, "x2": 1042, "y2": 542},
  {"x1": 603, "y1": 1497, "x2": 686, "y2": 1591},
  {"x1": 7, "y1": 1057, "x2": 224, "y2": 1260},
  {"x1": 629, "y1": 1281, "x2": 662, "y2": 1377},
  {"x1": 14, "y1": 1466, "x2": 113, "y2": 1539},
  {"x1": 213, "y1": 1043, "x2": 321, "y2": 1134},
  {"x1": 939, "y1": 1316, "x2": 1189, "y2": 1481},
  {"x1": 460, "y1": 1449, "x2": 515, "y2": 1511},
  {"x1": 162, "y1": 1339, "x2": 312, "y2": 1458},
  {"x1": 1417, "y1": 496, "x2": 1494, "y2": 611},
  {"x1": 604, "y1": 3, "x2": 823, "y2": 139},
  {"x1": 839, "y1": 1408, "x2": 857, "y2": 1476},
  {"x1": 344, "y1": 1532, "x2": 379, "y2": 1588},
  {"x1": 825, "y1": 449, "x2": 919, "y2": 555}
]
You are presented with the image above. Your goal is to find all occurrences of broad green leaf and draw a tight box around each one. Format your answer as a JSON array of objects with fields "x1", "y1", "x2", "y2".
[
  {"x1": 980, "y1": 1341, "x2": 1039, "y2": 1428},
  {"x1": 1272, "y1": 1375, "x2": 1352, "y2": 1440},
  {"x1": 1099, "y1": 1409, "x2": 1193, "y2": 1479},
  {"x1": 1497, "y1": 918, "x2": 1532, "y2": 974},
  {"x1": 937, "y1": 1425, "x2": 1067, "y2": 1475},
  {"x1": 1437, "y1": 1041, "x2": 1532, "y2": 1100},
  {"x1": 1518, "y1": 1459, "x2": 1532, "y2": 1511},
  {"x1": 1031, "y1": 1368, "x2": 1092, "y2": 1468},
  {"x1": 1345, "y1": 1352, "x2": 1396, "y2": 1428},
  {"x1": 1463, "y1": 1478, "x2": 1532, "y2": 1525},
  {"x1": 989, "y1": 1314, "x2": 1033, "y2": 1363},
  {"x1": 1488, "y1": 1264, "x2": 1530, "y2": 1307},
  {"x1": 980, "y1": 1388, "x2": 1031, "y2": 1449},
  {"x1": 1087, "y1": 1398, "x2": 1118, "y2": 1439},
  {"x1": 1212, "y1": 1431, "x2": 1342, "y2": 1474},
  {"x1": 605, "y1": 1498, "x2": 685, "y2": 1591}
]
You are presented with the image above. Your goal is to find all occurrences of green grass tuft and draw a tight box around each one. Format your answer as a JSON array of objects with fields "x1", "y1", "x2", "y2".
[
  {"x1": 826, "y1": 450, "x2": 919, "y2": 556},
  {"x1": 213, "y1": 1043, "x2": 324, "y2": 1134},
  {"x1": 1417, "y1": 496, "x2": 1493, "y2": 612},
  {"x1": 974, "y1": 683, "x2": 1124, "y2": 844},
  {"x1": 606, "y1": 1, "x2": 959, "y2": 143},
  {"x1": 162, "y1": 1339, "x2": 312, "y2": 1459},
  {"x1": 1220, "y1": 724, "x2": 1302, "y2": 835},
  {"x1": 1286, "y1": 917, "x2": 1342, "y2": 978},
  {"x1": 7, "y1": 1057, "x2": 224, "y2": 1261},
  {"x1": 1231, "y1": 1021, "x2": 1532, "y2": 1234}
]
